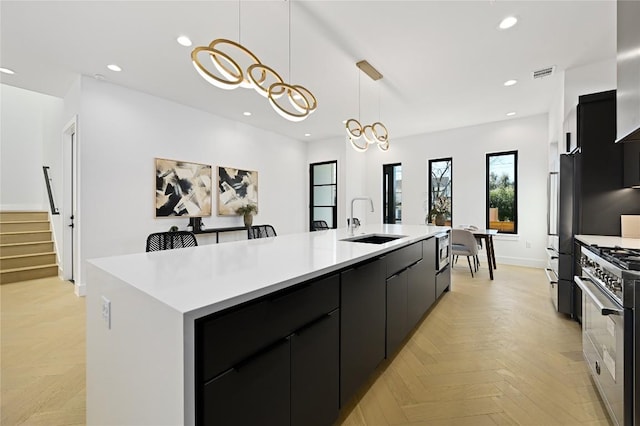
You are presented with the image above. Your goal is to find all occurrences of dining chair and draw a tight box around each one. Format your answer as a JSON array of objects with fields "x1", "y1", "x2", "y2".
[
  {"x1": 146, "y1": 231, "x2": 198, "y2": 252},
  {"x1": 347, "y1": 218, "x2": 360, "y2": 227},
  {"x1": 248, "y1": 225, "x2": 277, "y2": 239},
  {"x1": 451, "y1": 229, "x2": 479, "y2": 277},
  {"x1": 311, "y1": 220, "x2": 329, "y2": 231}
]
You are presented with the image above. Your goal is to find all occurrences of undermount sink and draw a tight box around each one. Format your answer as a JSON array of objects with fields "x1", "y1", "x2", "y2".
[{"x1": 341, "y1": 234, "x2": 407, "y2": 244}]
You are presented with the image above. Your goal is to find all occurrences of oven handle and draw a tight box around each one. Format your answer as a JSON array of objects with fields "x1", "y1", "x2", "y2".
[
  {"x1": 574, "y1": 276, "x2": 624, "y2": 316},
  {"x1": 544, "y1": 267, "x2": 558, "y2": 284}
]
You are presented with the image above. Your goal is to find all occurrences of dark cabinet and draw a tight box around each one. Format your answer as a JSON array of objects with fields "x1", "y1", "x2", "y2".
[
  {"x1": 196, "y1": 274, "x2": 340, "y2": 426},
  {"x1": 386, "y1": 270, "x2": 408, "y2": 356},
  {"x1": 340, "y1": 258, "x2": 385, "y2": 407},
  {"x1": 623, "y1": 141, "x2": 640, "y2": 188},
  {"x1": 201, "y1": 339, "x2": 291, "y2": 426},
  {"x1": 407, "y1": 238, "x2": 436, "y2": 327},
  {"x1": 291, "y1": 311, "x2": 339, "y2": 426}
]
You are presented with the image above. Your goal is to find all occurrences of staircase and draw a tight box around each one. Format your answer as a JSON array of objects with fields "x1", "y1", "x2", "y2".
[{"x1": 0, "y1": 211, "x2": 58, "y2": 284}]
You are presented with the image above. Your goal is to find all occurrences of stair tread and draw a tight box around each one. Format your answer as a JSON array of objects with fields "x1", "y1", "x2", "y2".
[
  {"x1": 0, "y1": 230, "x2": 51, "y2": 235},
  {"x1": 1, "y1": 241, "x2": 53, "y2": 247},
  {"x1": 0, "y1": 220, "x2": 50, "y2": 224},
  {"x1": 1, "y1": 252, "x2": 56, "y2": 260},
  {"x1": 1, "y1": 264, "x2": 58, "y2": 273}
]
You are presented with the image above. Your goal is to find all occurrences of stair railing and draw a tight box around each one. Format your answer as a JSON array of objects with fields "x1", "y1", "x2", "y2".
[{"x1": 42, "y1": 166, "x2": 60, "y2": 215}]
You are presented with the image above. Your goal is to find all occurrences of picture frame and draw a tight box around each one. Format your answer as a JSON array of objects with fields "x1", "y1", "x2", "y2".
[
  {"x1": 155, "y1": 157, "x2": 212, "y2": 218},
  {"x1": 217, "y1": 166, "x2": 259, "y2": 216}
]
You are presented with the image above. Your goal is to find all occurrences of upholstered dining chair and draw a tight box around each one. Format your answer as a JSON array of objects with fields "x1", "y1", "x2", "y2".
[
  {"x1": 451, "y1": 229, "x2": 479, "y2": 277},
  {"x1": 248, "y1": 225, "x2": 277, "y2": 239},
  {"x1": 311, "y1": 220, "x2": 329, "y2": 231},
  {"x1": 146, "y1": 231, "x2": 198, "y2": 252}
]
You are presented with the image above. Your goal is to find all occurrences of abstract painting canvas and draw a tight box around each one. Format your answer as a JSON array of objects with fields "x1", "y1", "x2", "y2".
[
  {"x1": 217, "y1": 166, "x2": 259, "y2": 216},
  {"x1": 155, "y1": 158, "x2": 212, "y2": 217}
]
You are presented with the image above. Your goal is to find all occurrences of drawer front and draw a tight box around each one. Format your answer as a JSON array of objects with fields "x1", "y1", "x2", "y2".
[
  {"x1": 435, "y1": 265, "x2": 451, "y2": 299},
  {"x1": 386, "y1": 242, "x2": 422, "y2": 277},
  {"x1": 198, "y1": 274, "x2": 339, "y2": 381}
]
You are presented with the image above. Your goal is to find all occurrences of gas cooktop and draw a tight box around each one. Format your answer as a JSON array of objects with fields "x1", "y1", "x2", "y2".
[{"x1": 587, "y1": 245, "x2": 640, "y2": 271}]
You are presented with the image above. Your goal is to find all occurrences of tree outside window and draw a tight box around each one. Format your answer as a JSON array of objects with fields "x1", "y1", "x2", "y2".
[
  {"x1": 428, "y1": 158, "x2": 452, "y2": 225},
  {"x1": 486, "y1": 151, "x2": 517, "y2": 234}
]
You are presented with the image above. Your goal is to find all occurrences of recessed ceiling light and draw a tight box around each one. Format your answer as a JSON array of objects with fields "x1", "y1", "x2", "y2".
[
  {"x1": 0, "y1": 67, "x2": 15, "y2": 75},
  {"x1": 341, "y1": 119, "x2": 347, "y2": 124},
  {"x1": 503, "y1": 79, "x2": 517, "y2": 86},
  {"x1": 177, "y1": 35, "x2": 192, "y2": 47},
  {"x1": 498, "y1": 16, "x2": 518, "y2": 30},
  {"x1": 243, "y1": 111, "x2": 252, "y2": 116},
  {"x1": 506, "y1": 112, "x2": 516, "y2": 116},
  {"x1": 304, "y1": 133, "x2": 311, "y2": 137},
  {"x1": 107, "y1": 64, "x2": 122, "y2": 72}
]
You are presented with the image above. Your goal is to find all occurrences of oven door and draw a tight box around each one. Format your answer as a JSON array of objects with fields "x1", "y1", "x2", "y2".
[{"x1": 574, "y1": 275, "x2": 625, "y2": 426}]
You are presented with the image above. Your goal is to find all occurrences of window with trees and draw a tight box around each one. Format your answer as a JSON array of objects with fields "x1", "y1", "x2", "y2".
[
  {"x1": 428, "y1": 158, "x2": 452, "y2": 225},
  {"x1": 383, "y1": 163, "x2": 402, "y2": 224},
  {"x1": 486, "y1": 151, "x2": 518, "y2": 234},
  {"x1": 309, "y1": 161, "x2": 337, "y2": 230}
]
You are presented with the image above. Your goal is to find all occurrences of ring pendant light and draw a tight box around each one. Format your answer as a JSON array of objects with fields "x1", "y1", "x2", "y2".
[{"x1": 191, "y1": 0, "x2": 317, "y2": 121}]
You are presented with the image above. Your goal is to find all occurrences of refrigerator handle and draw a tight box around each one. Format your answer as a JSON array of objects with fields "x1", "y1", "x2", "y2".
[{"x1": 547, "y1": 172, "x2": 558, "y2": 236}]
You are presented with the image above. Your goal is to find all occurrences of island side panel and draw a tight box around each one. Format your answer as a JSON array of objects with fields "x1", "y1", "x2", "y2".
[{"x1": 86, "y1": 263, "x2": 184, "y2": 426}]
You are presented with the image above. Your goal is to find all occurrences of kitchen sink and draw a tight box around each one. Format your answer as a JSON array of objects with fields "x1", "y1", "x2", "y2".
[{"x1": 340, "y1": 234, "x2": 406, "y2": 244}]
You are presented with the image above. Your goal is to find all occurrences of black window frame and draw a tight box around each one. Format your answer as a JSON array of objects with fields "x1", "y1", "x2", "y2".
[
  {"x1": 486, "y1": 150, "x2": 518, "y2": 234},
  {"x1": 382, "y1": 163, "x2": 402, "y2": 224},
  {"x1": 309, "y1": 160, "x2": 337, "y2": 230},
  {"x1": 428, "y1": 157, "x2": 453, "y2": 225}
]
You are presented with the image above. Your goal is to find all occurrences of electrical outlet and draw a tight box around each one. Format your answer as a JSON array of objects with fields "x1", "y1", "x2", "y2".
[
  {"x1": 101, "y1": 296, "x2": 111, "y2": 329},
  {"x1": 526, "y1": 241, "x2": 532, "y2": 249}
]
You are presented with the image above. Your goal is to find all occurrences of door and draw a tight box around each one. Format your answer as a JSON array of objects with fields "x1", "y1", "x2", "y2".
[
  {"x1": 382, "y1": 163, "x2": 401, "y2": 224},
  {"x1": 62, "y1": 118, "x2": 79, "y2": 284},
  {"x1": 309, "y1": 161, "x2": 337, "y2": 230}
]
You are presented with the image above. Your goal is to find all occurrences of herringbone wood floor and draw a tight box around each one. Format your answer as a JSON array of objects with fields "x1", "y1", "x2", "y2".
[
  {"x1": 0, "y1": 265, "x2": 612, "y2": 425},
  {"x1": 338, "y1": 264, "x2": 612, "y2": 426}
]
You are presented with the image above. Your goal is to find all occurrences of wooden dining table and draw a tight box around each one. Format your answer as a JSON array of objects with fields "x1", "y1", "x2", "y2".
[{"x1": 469, "y1": 228, "x2": 498, "y2": 280}]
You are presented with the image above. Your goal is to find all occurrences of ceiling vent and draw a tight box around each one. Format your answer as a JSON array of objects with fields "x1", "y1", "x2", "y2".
[{"x1": 533, "y1": 66, "x2": 555, "y2": 79}]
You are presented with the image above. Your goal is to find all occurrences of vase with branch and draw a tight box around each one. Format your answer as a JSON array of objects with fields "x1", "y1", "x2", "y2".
[{"x1": 236, "y1": 203, "x2": 258, "y2": 227}]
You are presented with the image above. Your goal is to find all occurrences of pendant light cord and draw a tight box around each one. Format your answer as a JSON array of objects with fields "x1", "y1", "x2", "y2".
[
  {"x1": 358, "y1": 71, "x2": 361, "y2": 121},
  {"x1": 288, "y1": 0, "x2": 291, "y2": 82},
  {"x1": 238, "y1": 0, "x2": 241, "y2": 44}
]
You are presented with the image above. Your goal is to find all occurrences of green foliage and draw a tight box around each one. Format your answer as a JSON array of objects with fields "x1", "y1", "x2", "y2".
[
  {"x1": 235, "y1": 203, "x2": 258, "y2": 215},
  {"x1": 489, "y1": 185, "x2": 514, "y2": 221}
]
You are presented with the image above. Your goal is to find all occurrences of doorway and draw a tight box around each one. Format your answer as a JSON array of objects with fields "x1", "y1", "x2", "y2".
[
  {"x1": 309, "y1": 161, "x2": 337, "y2": 230},
  {"x1": 62, "y1": 117, "x2": 78, "y2": 285},
  {"x1": 382, "y1": 163, "x2": 402, "y2": 224}
]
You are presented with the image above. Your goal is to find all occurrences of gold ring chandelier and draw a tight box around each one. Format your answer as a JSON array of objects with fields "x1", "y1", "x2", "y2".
[
  {"x1": 191, "y1": 3, "x2": 316, "y2": 122},
  {"x1": 345, "y1": 60, "x2": 390, "y2": 152}
]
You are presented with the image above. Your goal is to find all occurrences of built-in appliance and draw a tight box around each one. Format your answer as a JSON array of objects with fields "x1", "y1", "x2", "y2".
[
  {"x1": 436, "y1": 232, "x2": 450, "y2": 272},
  {"x1": 574, "y1": 245, "x2": 639, "y2": 426},
  {"x1": 557, "y1": 90, "x2": 640, "y2": 318}
]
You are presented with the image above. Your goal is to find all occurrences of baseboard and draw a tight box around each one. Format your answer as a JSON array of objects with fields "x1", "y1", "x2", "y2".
[
  {"x1": 495, "y1": 256, "x2": 546, "y2": 269},
  {"x1": 74, "y1": 282, "x2": 86, "y2": 297}
]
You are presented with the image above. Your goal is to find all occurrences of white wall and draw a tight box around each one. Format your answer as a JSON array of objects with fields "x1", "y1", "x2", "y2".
[
  {"x1": 0, "y1": 84, "x2": 63, "y2": 211},
  {"x1": 363, "y1": 114, "x2": 549, "y2": 268},
  {"x1": 77, "y1": 77, "x2": 307, "y2": 286},
  {"x1": 563, "y1": 58, "x2": 616, "y2": 123},
  {"x1": 1, "y1": 84, "x2": 65, "y2": 262}
]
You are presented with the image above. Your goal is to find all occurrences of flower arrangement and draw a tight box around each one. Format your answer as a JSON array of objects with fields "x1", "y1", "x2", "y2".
[
  {"x1": 430, "y1": 194, "x2": 451, "y2": 217},
  {"x1": 235, "y1": 203, "x2": 258, "y2": 215}
]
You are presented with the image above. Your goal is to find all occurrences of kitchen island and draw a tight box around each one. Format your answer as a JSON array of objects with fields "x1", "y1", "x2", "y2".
[{"x1": 86, "y1": 224, "x2": 449, "y2": 426}]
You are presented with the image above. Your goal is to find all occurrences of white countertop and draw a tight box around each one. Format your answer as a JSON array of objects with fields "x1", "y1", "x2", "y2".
[
  {"x1": 89, "y1": 224, "x2": 448, "y2": 316},
  {"x1": 575, "y1": 234, "x2": 640, "y2": 250}
]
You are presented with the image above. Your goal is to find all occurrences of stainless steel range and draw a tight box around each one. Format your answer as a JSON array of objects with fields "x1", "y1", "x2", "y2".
[{"x1": 575, "y1": 245, "x2": 640, "y2": 426}]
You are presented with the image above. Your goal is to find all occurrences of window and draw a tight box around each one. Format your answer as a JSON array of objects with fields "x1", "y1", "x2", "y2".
[
  {"x1": 486, "y1": 151, "x2": 518, "y2": 234},
  {"x1": 428, "y1": 158, "x2": 452, "y2": 225},
  {"x1": 309, "y1": 161, "x2": 337, "y2": 230},
  {"x1": 382, "y1": 163, "x2": 402, "y2": 223}
]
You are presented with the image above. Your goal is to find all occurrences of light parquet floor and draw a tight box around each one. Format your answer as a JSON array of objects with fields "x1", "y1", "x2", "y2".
[
  {"x1": 1, "y1": 277, "x2": 85, "y2": 426},
  {"x1": 0, "y1": 266, "x2": 611, "y2": 426},
  {"x1": 338, "y1": 264, "x2": 612, "y2": 426}
]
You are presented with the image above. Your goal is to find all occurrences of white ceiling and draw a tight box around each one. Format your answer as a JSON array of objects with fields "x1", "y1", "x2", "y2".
[{"x1": 0, "y1": 1, "x2": 616, "y2": 142}]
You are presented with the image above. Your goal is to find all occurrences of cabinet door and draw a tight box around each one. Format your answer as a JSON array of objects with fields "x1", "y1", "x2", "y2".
[
  {"x1": 386, "y1": 270, "x2": 408, "y2": 357},
  {"x1": 200, "y1": 339, "x2": 290, "y2": 426},
  {"x1": 407, "y1": 237, "x2": 437, "y2": 327},
  {"x1": 340, "y1": 258, "x2": 385, "y2": 407},
  {"x1": 291, "y1": 310, "x2": 339, "y2": 426}
]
